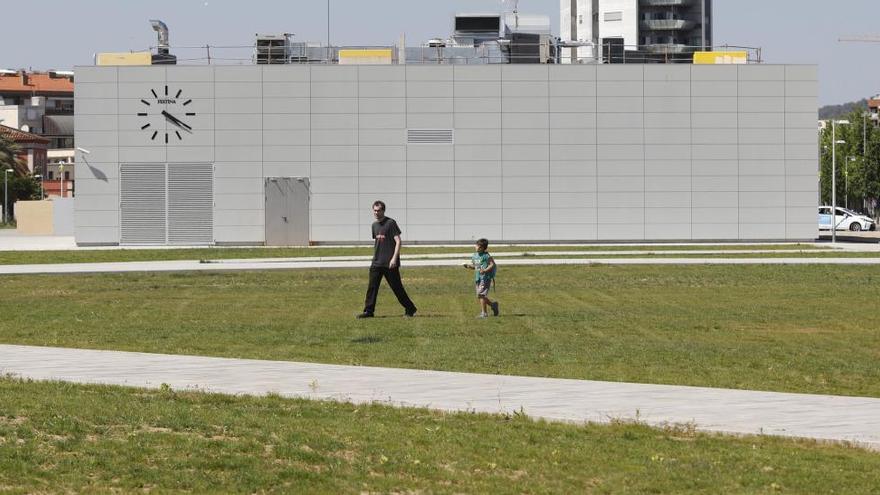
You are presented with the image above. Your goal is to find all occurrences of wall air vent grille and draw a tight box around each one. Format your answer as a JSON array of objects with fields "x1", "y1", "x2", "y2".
[{"x1": 407, "y1": 129, "x2": 454, "y2": 144}]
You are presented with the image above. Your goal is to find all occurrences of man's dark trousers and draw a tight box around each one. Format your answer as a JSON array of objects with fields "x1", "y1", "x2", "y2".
[{"x1": 363, "y1": 266, "x2": 416, "y2": 315}]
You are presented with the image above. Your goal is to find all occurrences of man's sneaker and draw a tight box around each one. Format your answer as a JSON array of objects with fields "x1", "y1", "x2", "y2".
[
  {"x1": 356, "y1": 312, "x2": 374, "y2": 319},
  {"x1": 490, "y1": 302, "x2": 500, "y2": 317},
  {"x1": 404, "y1": 307, "x2": 418, "y2": 318},
  {"x1": 476, "y1": 312, "x2": 488, "y2": 319}
]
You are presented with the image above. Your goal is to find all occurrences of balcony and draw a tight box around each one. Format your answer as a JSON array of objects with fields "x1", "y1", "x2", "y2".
[
  {"x1": 641, "y1": 19, "x2": 695, "y2": 31},
  {"x1": 640, "y1": 0, "x2": 693, "y2": 5}
]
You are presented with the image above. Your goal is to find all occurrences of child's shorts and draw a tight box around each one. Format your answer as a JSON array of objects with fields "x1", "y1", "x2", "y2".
[{"x1": 475, "y1": 279, "x2": 492, "y2": 297}]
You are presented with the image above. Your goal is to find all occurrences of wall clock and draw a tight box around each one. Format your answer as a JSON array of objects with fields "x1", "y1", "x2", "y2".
[{"x1": 136, "y1": 85, "x2": 196, "y2": 143}]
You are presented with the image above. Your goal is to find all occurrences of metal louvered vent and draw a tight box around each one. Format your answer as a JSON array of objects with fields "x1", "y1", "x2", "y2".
[
  {"x1": 168, "y1": 163, "x2": 213, "y2": 245},
  {"x1": 407, "y1": 129, "x2": 454, "y2": 144},
  {"x1": 120, "y1": 163, "x2": 166, "y2": 245}
]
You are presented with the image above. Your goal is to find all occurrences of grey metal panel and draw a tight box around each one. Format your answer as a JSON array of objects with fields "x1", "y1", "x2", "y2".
[
  {"x1": 310, "y1": 114, "x2": 357, "y2": 129},
  {"x1": 785, "y1": 65, "x2": 818, "y2": 81},
  {"x1": 549, "y1": 65, "x2": 597, "y2": 81},
  {"x1": 456, "y1": 193, "x2": 502, "y2": 209},
  {"x1": 645, "y1": 207, "x2": 690, "y2": 222},
  {"x1": 692, "y1": 160, "x2": 738, "y2": 176},
  {"x1": 644, "y1": 97, "x2": 690, "y2": 113},
  {"x1": 75, "y1": 83, "x2": 119, "y2": 99},
  {"x1": 739, "y1": 160, "x2": 785, "y2": 175},
  {"x1": 454, "y1": 65, "x2": 502, "y2": 81},
  {"x1": 598, "y1": 176, "x2": 645, "y2": 192},
  {"x1": 502, "y1": 81, "x2": 548, "y2": 97},
  {"x1": 455, "y1": 113, "x2": 501, "y2": 128},
  {"x1": 77, "y1": 130, "x2": 119, "y2": 147},
  {"x1": 215, "y1": 146, "x2": 262, "y2": 162},
  {"x1": 786, "y1": 206, "x2": 815, "y2": 221},
  {"x1": 456, "y1": 160, "x2": 503, "y2": 176},
  {"x1": 644, "y1": 65, "x2": 691, "y2": 81},
  {"x1": 692, "y1": 97, "x2": 737, "y2": 113},
  {"x1": 786, "y1": 160, "x2": 817, "y2": 175},
  {"x1": 311, "y1": 161, "x2": 357, "y2": 177},
  {"x1": 692, "y1": 128, "x2": 738, "y2": 144},
  {"x1": 550, "y1": 113, "x2": 598, "y2": 128},
  {"x1": 360, "y1": 129, "x2": 405, "y2": 146},
  {"x1": 310, "y1": 81, "x2": 359, "y2": 98},
  {"x1": 310, "y1": 65, "x2": 358, "y2": 81},
  {"x1": 261, "y1": 66, "x2": 310, "y2": 82},
  {"x1": 358, "y1": 81, "x2": 406, "y2": 98},
  {"x1": 75, "y1": 226, "x2": 120, "y2": 244},
  {"x1": 359, "y1": 114, "x2": 406, "y2": 129},
  {"x1": 549, "y1": 98, "x2": 597, "y2": 113},
  {"x1": 215, "y1": 98, "x2": 263, "y2": 114},
  {"x1": 214, "y1": 210, "x2": 263, "y2": 227},
  {"x1": 692, "y1": 144, "x2": 738, "y2": 160},
  {"x1": 597, "y1": 81, "x2": 643, "y2": 97},
  {"x1": 693, "y1": 176, "x2": 737, "y2": 191},
  {"x1": 263, "y1": 130, "x2": 310, "y2": 146},
  {"x1": 75, "y1": 210, "x2": 118, "y2": 227},
  {"x1": 501, "y1": 97, "x2": 548, "y2": 113},
  {"x1": 785, "y1": 128, "x2": 817, "y2": 144},
  {"x1": 406, "y1": 82, "x2": 454, "y2": 98},
  {"x1": 263, "y1": 98, "x2": 310, "y2": 114},
  {"x1": 408, "y1": 177, "x2": 454, "y2": 193},
  {"x1": 407, "y1": 113, "x2": 454, "y2": 128},
  {"x1": 549, "y1": 81, "x2": 596, "y2": 97},
  {"x1": 597, "y1": 113, "x2": 643, "y2": 128},
  {"x1": 406, "y1": 193, "x2": 453, "y2": 209},
  {"x1": 214, "y1": 193, "x2": 264, "y2": 210},
  {"x1": 597, "y1": 160, "x2": 643, "y2": 176},
  {"x1": 646, "y1": 159, "x2": 690, "y2": 175},
  {"x1": 739, "y1": 144, "x2": 785, "y2": 160},
  {"x1": 690, "y1": 81, "x2": 737, "y2": 97},
  {"x1": 550, "y1": 175, "x2": 597, "y2": 191},
  {"x1": 786, "y1": 175, "x2": 817, "y2": 191},
  {"x1": 597, "y1": 144, "x2": 644, "y2": 161},
  {"x1": 408, "y1": 209, "x2": 455, "y2": 224},
  {"x1": 167, "y1": 146, "x2": 214, "y2": 163},
  {"x1": 361, "y1": 145, "x2": 407, "y2": 161},
  {"x1": 407, "y1": 145, "x2": 452, "y2": 161},
  {"x1": 262, "y1": 82, "x2": 310, "y2": 98},
  {"x1": 738, "y1": 65, "x2": 785, "y2": 81},
  {"x1": 456, "y1": 177, "x2": 501, "y2": 193},
  {"x1": 785, "y1": 112, "x2": 819, "y2": 129},
  {"x1": 693, "y1": 191, "x2": 737, "y2": 207},
  {"x1": 643, "y1": 112, "x2": 695, "y2": 130},
  {"x1": 310, "y1": 225, "x2": 359, "y2": 242},
  {"x1": 454, "y1": 129, "x2": 501, "y2": 145},
  {"x1": 502, "y1": 129, "x2": 549, "y2": 145},
  {"x1": 358, "y1": 66, "x2": 406, "y2": 81},
  {"x1": 550, "y1": 193, "x2": 597, "y2": 208},
  {"x1": 454, "y1": 98, "x2": 501, "y2": 113},
  {"x1": 406, "y1": 66, "x2": 454, "y2": 81},
  {"x1": 456, "y1": 223, "x2": 504, "y2": 239},
  {"x1": 644, "y1": 128, "x2": 690, "y2": 145},
  {"x1": 407, "y1": 98, "x2": 454, "y2": 113},
  {"x1": 213, "y1": 162, "x2": 261, "y2": 178},
  {"x1": 645, "y1": 224, "x2": 691, "y2": 240},
  {"x1": 786, "y1": 223, "x2": 817, "y2": 240},
  {"x1": 552, "y1": 144, "x2": 597, "y2": 161},
  {"x1": 502, "y1": 206, "x2": 550, "y2": 222},
  {"x1": 215, "y1": 130, "x2": 262, "y2": 146},
  {"x1": 120, "y1": 147, "x2": 165, "y2": 163},
  {"x1": 692, "y1": 207, "x2": 738, "y2": 223},
  {"x1": 215, "y1": 177, "x2": 262, "y2": 194},
  {"x1": 550, "y1": 129, "x2": 596, "y2": 145},
  {"x1": 645, "y1": 175, "x2": 691, "y2": 191},
  {"x1": 739, "y1": 192, "x2": 785, "y2": 207},
  {"x1": 118, "y1": 66, "x2": 165, "y2": 83},
  {"x1": 784, "y1": 97, "x2": 818, "y2": 112},
  {"x1": 739, "y1": 128, "x2": 784, "y2": 144},
  {"x1": 692, "y1": 65, "x2": 738, "y2": 81},
  {"x1": 311, "y1": 129, "x2": 358, "y2": 146},
  {"x1": 74, "y1": 99, "x2": 118, "y2": 115},
  {"x1": 597, "y1": 128, "x2": 643, "y2": 144},
  {"x1": 262, "y1": 145, "x2": 310, "y2": 162},
  {"x1": 738, "y1": 98, "x2": 785, "y2": 113},
  {"x1": 691, "y1": 113, "x2": 737, "y2": 129},
  {"x1": 75, "y1": 194, "x2": 118, "y2": 211},
  {"x1": 597, "y1": 97, "x2": 643, "y2": 113},
  {"x1": 310, "y1": 145, "x2": 357, "y2": 161},
  {"x1": 644, "y1": 82, "x2": 690, "y2": 97},
  {"x1": 214, "y1": 66, "x2": 262, "y2": 82},
  {"x1": 503, "y1": 161, "x2": 548, "y2": 176},
  {"x1": 738, "y1": 81, "x2": 785, "y2": 97},
  {"x1": 503, "y1": 113, "x2": 549, "y2": 128},
  {"x1": 692, "y1": 223, "x2": 738, "y2": 239},
  {"x1": 310, "y1": 177, "x2": 358, "y2": 194},
  {"x1": 74, "y1": 66, "x2": 118, "y2": 83},
  {"x1": 551, "y1": 223, "x2": 598, "y2": 240},
  {"x1": 548, "y1": 208, "x2": 594, "y2": 223},
  {"x1": 502, "y1": 65, "x2": 549, "y2": 81},
  {"x1": 740, "y1": 176, "x2": 785, "y2": 192},
  {"x1": 740, "y1": 224, "x2": 786, "y2": 239},
  {"x1": 645, "y1": 144, "x2": 690, "y2": 160},
  {"x1": 165, "y1": 66, "x2": 213, "y2": 82},
  {"x1": 597, "y1": 65, "x2": 644, "y2": 81},
  {"x1": 597, "y1": 224, "x2": 644, "y2": 240},
  {"x1": 409, "y1": 161, "x2": 453, "y2": 177},
  {"x1": 311, "y1": 98, "x2": 358, "y2": 113},
  {"x1": 310, "y1": 193, "x2": 358, "y2": 210}
]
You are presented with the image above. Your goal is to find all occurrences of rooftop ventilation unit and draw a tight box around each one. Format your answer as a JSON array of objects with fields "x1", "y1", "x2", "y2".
[
  {"x1": 453, "y1": 14, "x2": 501, "y2": 46},
  {"x1": 255, "y1": 33, "x2": 293, "y2": 64},
  {"x1": 149, "y1": 20, "x2": 177, "y2": 65}
]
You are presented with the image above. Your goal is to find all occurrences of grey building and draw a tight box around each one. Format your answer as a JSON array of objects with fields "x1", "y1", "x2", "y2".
[{"x1": 73, "y1": 63, "x2": 817, "y2": 245}]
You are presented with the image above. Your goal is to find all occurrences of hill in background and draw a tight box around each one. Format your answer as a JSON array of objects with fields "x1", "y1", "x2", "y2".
[{"x1": 819, "y1": 99, "x2": 869, "y2": 120}]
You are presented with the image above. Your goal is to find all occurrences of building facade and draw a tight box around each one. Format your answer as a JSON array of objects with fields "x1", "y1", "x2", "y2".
[
  {"x1": 561, "y1": 0, "x2": 712, "y2": 62},
  {"x1": 73, "y1": 63, "x2": 817, "y2": 245}
]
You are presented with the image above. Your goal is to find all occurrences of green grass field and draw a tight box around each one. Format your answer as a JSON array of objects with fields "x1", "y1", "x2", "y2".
[
  {"x1": 1, "y1": 377, "x2": 877, "y2": 494},
  {"x1": 0, "y1": 243, "x2": 824, "y2": 265},
  {"x1": 2, "y1": 264, "x2": 879, "y2": 398}
]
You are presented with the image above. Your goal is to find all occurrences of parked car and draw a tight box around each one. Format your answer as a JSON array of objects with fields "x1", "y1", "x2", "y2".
[{"x1": 818, "y1": 206, "x2": 876, "y2": 231}]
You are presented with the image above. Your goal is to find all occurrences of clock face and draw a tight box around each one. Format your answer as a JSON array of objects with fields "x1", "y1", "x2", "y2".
[{"x1": 136, "y1": 85, "x2": 196, "y2": 143}]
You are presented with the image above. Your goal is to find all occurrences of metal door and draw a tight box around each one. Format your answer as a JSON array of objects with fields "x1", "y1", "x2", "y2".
[{"x1": 265, "y1": 177, "x2": 310, "y2": 246}]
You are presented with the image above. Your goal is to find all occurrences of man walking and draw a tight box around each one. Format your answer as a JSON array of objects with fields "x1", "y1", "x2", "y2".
[{"x1": 357, "y1": 200, "x2": 418, "y2": 319}]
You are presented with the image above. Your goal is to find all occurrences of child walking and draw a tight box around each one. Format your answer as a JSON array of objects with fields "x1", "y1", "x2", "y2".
[{"x1": 464, "y1": 238, "x2": 499, "y2": 318}]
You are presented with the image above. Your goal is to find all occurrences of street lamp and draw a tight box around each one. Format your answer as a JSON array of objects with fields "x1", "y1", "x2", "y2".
[
  {"x1": 846, "y1": 156, "x2": 857, "y2": 210},
  {"x1": 34, "y1": 174, "x2": 43, "y2": 200},
  {"x1": 3, "y1": 168, "x2": 12, "y2": 224},
  {"x1": 831, "y1": 119, "x2": 851, "y2": 243}
]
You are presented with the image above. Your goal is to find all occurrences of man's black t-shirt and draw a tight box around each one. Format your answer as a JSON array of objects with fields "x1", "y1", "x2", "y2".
[{"x1": 371, "y1": 217, "x2": 402, "y2": 268}]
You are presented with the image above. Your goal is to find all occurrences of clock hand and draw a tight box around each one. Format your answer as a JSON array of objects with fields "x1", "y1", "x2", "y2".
[{"x1": 161, "y1": 110, "x2": 193, "y2": 131}]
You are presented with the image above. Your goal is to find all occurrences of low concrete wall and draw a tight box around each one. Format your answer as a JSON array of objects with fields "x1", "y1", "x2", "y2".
[
  {"x1": 15, "y1": 201, "x2": 53, "y2": 235},
  {"x1": 52, "y1": 198, "x2": 74, "y2": 235}
]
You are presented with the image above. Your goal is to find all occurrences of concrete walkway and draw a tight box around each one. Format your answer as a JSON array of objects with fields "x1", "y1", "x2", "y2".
[{"x1": 2, "y1": 344, "x2": 878, "y2": 451}]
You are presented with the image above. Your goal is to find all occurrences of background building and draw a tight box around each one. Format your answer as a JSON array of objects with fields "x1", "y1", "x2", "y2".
[
  {"x1": 74, "y1": 63, "x2": 817, "y2": 246},
  {"x1": 561, "y1": 0, "x2": 712, "y2": 63}
]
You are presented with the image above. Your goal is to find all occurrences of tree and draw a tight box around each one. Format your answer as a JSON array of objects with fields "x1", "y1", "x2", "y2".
[
  {"x1": 0, "y1": 132, "x2": 40, "y2": 222},
  {"x1": 818, "y1": 110, "x2": 880, "y2": 218}
]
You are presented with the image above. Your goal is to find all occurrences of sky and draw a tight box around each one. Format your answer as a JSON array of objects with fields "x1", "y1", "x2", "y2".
[{"x1": 1, "y1": 0, "x2": 877, "y2": 105}]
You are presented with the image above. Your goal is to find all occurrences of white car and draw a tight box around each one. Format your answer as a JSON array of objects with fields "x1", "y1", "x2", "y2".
[{"x1": 818, "y1": 206, "x2": 876, "y2": 232}]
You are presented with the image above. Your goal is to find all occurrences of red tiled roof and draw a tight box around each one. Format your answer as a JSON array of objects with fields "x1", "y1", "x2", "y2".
[
  {"x1": 0, "y1": 72, "x2": 74, "y2": 95},
  {"x1": 0, "y1": 124, "x2": 50, "y2": 144}
]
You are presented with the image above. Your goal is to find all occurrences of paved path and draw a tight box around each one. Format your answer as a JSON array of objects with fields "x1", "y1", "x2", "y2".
[
  {"x1": 2, "y1": 254, "x2": 880, "y2": 275},
  {"x1": 2, "y1": 344, "x2": 878, "y2": 451}
]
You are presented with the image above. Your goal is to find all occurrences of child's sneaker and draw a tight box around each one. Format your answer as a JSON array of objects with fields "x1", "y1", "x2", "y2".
[
  {"x1": 490, "y1": 302, "x2": 499, "y2": 317},
  {"x1": 476, "y1": 312, "x2": 488, "y2": 319}
]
